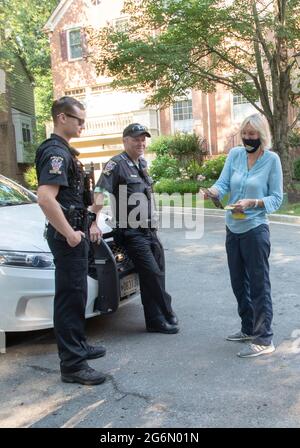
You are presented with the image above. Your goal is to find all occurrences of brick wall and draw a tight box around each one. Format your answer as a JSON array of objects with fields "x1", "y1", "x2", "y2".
[{"x1": 49, "y1": 0, "x2": 125, "y2": 99}]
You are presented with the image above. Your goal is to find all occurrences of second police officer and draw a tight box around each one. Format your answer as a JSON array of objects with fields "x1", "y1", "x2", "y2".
[{"x1": 93, "y1": 123, "x2": 179, "y2": 334}]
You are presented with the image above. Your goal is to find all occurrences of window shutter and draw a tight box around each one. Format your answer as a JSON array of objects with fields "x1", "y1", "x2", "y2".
[
  {"x1": 81, "y1": 31, "x2": 88, "y2": 59},
  {"x1": 60, "y1": 30, "x2": 68, "y2": 61}
]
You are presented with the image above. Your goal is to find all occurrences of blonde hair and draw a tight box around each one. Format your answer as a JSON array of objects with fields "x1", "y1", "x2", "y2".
[{"x1": 240, "y1": 114, "x2": 271, "y2": 150}]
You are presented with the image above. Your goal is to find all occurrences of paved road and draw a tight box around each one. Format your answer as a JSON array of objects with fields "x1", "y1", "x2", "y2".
[{"x1": 1, "y1": 213, "x2": 300, "y2": 428}]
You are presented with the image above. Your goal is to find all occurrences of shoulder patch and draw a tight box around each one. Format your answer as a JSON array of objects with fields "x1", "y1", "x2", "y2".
[
  {"x1": 49, "y1": 156, "x2": 64, "y2": 175},
  {"x1": 103, "y1": 160, "x2": 117, "y2": 176}
]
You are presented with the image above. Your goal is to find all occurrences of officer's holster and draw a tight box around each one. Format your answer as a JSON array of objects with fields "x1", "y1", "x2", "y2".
[{"x1": 91, "y1": 239, "x2": 120, "y2": 314}]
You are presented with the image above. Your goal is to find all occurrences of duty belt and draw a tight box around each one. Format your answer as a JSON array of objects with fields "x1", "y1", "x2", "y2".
[{"x1": 61, "y1": 204, "x2": 96, "y2": 231}]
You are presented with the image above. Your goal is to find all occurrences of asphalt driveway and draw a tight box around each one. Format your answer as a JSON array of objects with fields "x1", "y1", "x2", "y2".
[{"x1": 1, "y1": 212, "x2": 300, "y2": 428}]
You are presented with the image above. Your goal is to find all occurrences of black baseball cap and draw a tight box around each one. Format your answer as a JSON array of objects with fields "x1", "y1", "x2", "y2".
[{"x1": 123, "y1": 123, "x2": 151, "y2": 138}]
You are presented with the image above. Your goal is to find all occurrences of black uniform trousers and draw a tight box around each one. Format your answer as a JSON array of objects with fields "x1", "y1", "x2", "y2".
[
  {"x1": 121, "y1": 228, "x2": 173, "y2": 322},
  {"x1": 47, "y1": 224, "x2": 90, "y2": 373}
]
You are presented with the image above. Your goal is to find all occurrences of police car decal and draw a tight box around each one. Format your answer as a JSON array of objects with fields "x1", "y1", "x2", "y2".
[
  {"x1": 103, "y1": 160, "x2": 117, "y2": 175},
  {"x1": 49, "y1": 156, "x2": 64, "y2": 175}
]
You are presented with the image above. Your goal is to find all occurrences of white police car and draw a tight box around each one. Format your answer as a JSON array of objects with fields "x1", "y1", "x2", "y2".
[{"x1": 0, "y1": 174, "x2": 139, "y2": 332}]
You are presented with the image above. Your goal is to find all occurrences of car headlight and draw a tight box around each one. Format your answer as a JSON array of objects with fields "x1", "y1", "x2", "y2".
[{"x1": 0, "y1": 251, "x2": 54, "y2": 269}]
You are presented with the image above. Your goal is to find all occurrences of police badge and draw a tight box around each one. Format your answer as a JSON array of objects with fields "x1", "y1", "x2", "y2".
[{"x1": 49, "y1": 156, "x2": 64, "y2": 175}]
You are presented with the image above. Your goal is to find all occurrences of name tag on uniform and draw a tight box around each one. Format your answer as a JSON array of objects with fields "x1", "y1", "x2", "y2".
[{"x1": 130, "y1": 174, "x2": 138, "y2": 178}]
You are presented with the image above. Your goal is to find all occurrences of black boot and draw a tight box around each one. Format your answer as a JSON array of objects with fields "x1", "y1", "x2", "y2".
[
  {"x1": 86, "y1": 344, "x2": 106, "y2": 360},
  {"x1": 165, "y1": 311, "x2": 179, "y2": 326},
  {"x1": 146, "y1": 315, "x2": 179, "y2": 334},
  {"x1": 61, "y1": 366, "x2": 106, "y2": 385}
]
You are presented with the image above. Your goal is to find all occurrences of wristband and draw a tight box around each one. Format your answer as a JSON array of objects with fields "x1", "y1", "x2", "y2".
[
  {"x1": 254, "y1": 199, "x2": 259, "y2": 208},
  {"x1": 89, "y1": 212, "x2": 97, "y2": 222}
]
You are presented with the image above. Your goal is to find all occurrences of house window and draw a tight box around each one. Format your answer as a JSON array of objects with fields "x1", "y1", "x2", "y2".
[
  {"x1": 114, "y1": 17, "x2": 129, "y2": 32},
  {"x1": 173, "y1": 99, "x2": 193, "y2": 133},
  {"x1": 232, "y1": 92, "x2": 258, "y2": 122},
  {"x1": 22, "y1": 123, "x2": 31, "y2": 143},
  {"x1": 91, "y1": 84, "x2": 112, "y2": 94},
  {"x1": 64, "y1": 88, "x2": 85, "y2": 99},
  {"x1": 12, "y1": 109, "x2": 34, "y2": 163},
  {"x1": 68, "y1": 29, "x2": 82, "y2": 60},
  {"x1": 233, "y1": 92, "x2": 249, "y2": 105},
  {"x1": 232, "y1": 80, "x2": 261, "y2": 122},
  {"x1": 173, "y1": 99, "x2": 193, "y2": 121}
]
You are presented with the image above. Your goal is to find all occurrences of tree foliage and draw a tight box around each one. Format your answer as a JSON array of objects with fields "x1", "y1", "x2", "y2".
[
  {"x1": 88, "y1": 0, "x2": 300, "y2": 191},
  {"x1": 0, "y1": 0, "x2": 59, "y2": 141}
]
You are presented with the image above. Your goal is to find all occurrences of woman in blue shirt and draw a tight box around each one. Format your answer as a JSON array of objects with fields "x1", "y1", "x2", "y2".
[{"x1": 206, "y1": 113, "x2": 283, "y2": 358}]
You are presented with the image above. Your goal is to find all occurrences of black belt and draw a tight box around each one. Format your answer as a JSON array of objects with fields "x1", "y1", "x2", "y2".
[{"x1": 117, "y1": 225, "x2": 157, "y2": 233}]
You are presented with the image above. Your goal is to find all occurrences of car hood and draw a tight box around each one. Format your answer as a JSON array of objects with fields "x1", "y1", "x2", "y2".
[
  {"x1": 0, "y1": 203, "x2": 49, "y2": 251},
  {"x1": 0, "y1": 203, "x2": 114, "y2": 252}
]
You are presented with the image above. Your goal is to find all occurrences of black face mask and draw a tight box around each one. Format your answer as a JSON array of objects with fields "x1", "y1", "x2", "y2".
[{"x1": 242, "y1": 138, "x2": 261, "y2": 153}]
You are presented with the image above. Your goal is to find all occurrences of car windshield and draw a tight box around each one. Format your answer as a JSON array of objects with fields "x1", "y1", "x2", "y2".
[{"x1": 0, "y1": 176, "x2": 37, "y2": 206}]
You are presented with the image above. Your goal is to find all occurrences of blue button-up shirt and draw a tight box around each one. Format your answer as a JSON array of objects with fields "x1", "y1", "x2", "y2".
[{"x1": 212, "y1": 146, "x2": 283, "y2": 234}]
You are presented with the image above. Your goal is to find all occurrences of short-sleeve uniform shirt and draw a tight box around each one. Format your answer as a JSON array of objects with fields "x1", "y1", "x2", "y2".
[{"x1": 35, "y1": 134, "x2": 85, "y2": 209}]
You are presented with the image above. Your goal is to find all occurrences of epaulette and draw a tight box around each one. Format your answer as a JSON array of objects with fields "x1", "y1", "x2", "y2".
[
  {"x1": 111, "y1": 154, "x2": 123, "y2": 163},
  {"x1": 37, "y1": 139, "x2": 69, "y2": 154}
]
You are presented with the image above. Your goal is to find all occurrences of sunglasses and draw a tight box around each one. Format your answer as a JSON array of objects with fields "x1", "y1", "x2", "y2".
[{"x1": 64, "y1": 113, "x2": 85, "y2": 126}]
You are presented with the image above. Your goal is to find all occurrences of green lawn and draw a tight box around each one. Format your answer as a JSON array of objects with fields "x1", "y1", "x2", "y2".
[
  {"x1": 276, "y1": 202, "x2": 300, "y2": 215},
  {"x1": 156, "y1": 193, "x2": 227, "y2": 209},
  {"x1": 155, "y1": 193, "x2": 300, "y2": 216}
]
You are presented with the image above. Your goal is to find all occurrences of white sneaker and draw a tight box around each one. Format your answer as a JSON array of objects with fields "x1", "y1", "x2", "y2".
[{"x1": 237, "y1": 342, "x2": 275, "y2": 358}]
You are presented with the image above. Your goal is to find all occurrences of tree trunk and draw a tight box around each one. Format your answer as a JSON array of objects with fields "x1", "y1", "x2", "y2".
[{"x1": 271, "y1": 117, "x2": 294, "y2": 193}]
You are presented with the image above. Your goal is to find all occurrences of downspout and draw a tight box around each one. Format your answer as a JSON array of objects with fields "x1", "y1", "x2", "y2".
[{"x1": 206, "y1": 93, "x2": 212, "y2": 156}]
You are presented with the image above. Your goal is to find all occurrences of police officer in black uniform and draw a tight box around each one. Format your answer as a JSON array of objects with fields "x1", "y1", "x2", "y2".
[
  {"x1": 35, "y1": 96, "x2": 106, "y2": 386},
  {"x1": 93, "y1": 123, "x2": 179, "y2": 334}
]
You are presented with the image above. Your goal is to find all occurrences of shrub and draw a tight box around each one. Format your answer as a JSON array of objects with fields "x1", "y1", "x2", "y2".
[
  {"x1": 147, "y1": 133, "x2": 207, "y2": 169},
  {"x1": 24, "y1": 165, "x2": 38, "y2": 190},
  {"x1": 153, "y1": 178, "x2": 212, "y2": 195},
  {"x1": 147, "y1": 135, "x2": 174, "y2": 157},
  {"x1": 294, "y1": 159, "x2": 300, "y2": 180},
  {"x1": 186, "y1": 160, "x2": 203, "y2": 180},
  {"x1": 149, "y1": 155, "x2": 180, "y2": 181},
  {"x1": 289, "y1": 130, "x2": 300, "y2": 148},
  {"x1": 198, "y1": 154, "x2": 227, "y2": 180},
  {"x1": 168, "y1": 132, "x2": 207, "y2": 164}
]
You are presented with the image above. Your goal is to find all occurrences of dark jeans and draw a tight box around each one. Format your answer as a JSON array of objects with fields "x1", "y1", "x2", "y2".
[
  {"x1": 122, "y1": 228, "x2": 173, "y2": 323},
  {"x1": 225, "y1": 224, "x2": 273, "y2": 346},
  {"x1": 47, "y1": 224, "x2": 90, "y2": 373}
]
